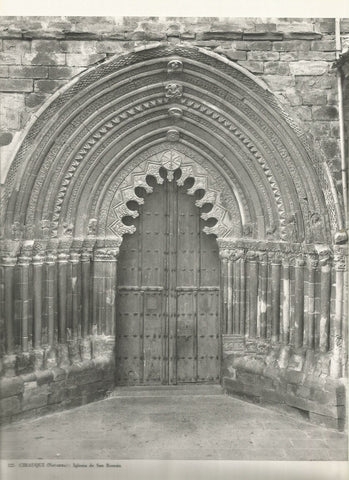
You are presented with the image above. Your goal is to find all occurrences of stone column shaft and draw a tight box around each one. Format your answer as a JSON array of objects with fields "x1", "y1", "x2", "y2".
[
  {"x1": 247, "y1": 253, "x2": 258, "y2": 338},
  {"x1": 258, "y1": 256, "x2": 268, "y2": 338},
  {"x1": 294, "y1": 256, "x2": 305, "y2": 348},
  {"x1": 81, "y1": 254, "x2": 92, "y2": 337},
  {"x1": 330, "y1": 252, "x2": 345, "y2": 378},
  {"x1": 70, "y1": 252, "x2": 81, "y2": 339},
  {"x1": 281, "y1": 258, "x2": 290, "y2": 345},
  {"x1": 319, "y1": 262, "x2": 331, "y2": 352},
  {"x1": 32, "y1": 255, "x2": 44, "y2": 348},
  {"x1": 271, "y1": 258, "x2": 281, "y2": 343},
  {"x1": 239, "y1": 257, "x2": 246, "y2": 336},
  {"x1": 57, "y1": 253, "x2": 69, "y2": 343},
  {"x1": 305, "y1": 256, "x2": 318, "y2": 349},
  {"x1": 18, "y1": 250, "x2": 31, "y2": 352},
  {"x1": 45, "y1": 254, "x2": 56, "y2": 347},
  {"x1": 3, "y1": 258, "x2": 16, "y2": 354}
]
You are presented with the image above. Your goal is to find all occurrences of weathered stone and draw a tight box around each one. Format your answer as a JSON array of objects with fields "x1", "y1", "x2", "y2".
[
  {"x1": 0, "y1": 131, "x2": 13, "y2": 146},
  {"x1": 237, "y1": 61, "x2": 264, "y2": 74},
  {"x1": 2, "y1": 39, "x2": 31, "y2": 52},
  {"x1": 262, "y1": 75, "x2": 295, "y2": 90},
  {"x1": 0, "y1": 376, "x2": 24, "y2": 399},
  {"x1": 263, "y1": 61, "x2": 290, "y2": 75},
  {"x1": 196, "y1": 31, "x2": 242, "y2": 41},
  {"x1": 48, "y1": 66, "x2": 85, "y2": 79},
  {"x1": 0, "y1": 66, "x2": 9, "y2": 77},
  {"x1": 47, "y1": 381, "x2": 67, "y2": 404},
  {"x1": 311, "y1": 40, "x2": 336, "y2": 51},
  {"x1": 301, "y1": 90, "x2": 328, "y2": 106},
  {"x1": 289, "y1": 61, "x2": 328, "y2": 76},
  {"x1": 283, "y1": 32, "x2": 322, "y2": 40},
  {"x1": 214, "y1": 48, "x2": 247, "y2": 61},
  {"x1": 0, "y1": 396, "x2": 21, "y2": 418},
  {"x1": 8, "y1": 66, "x2": 48, "y2": 79},
  {"x1": 59, "y1": 40, "x2": 98, "y2": 53},
  {"x1": 320, "y1": 139, "x2": 340, "y2": 159},
  {"x1": 312, "y1": 106, "x2": 338, "y2": 121},
  {"x1": 36, "y1": 370, "x2": 54, "y2": 386},
  {"x1": 243, "y1": 41, "x2": 272, "y2": 51},
  {"x1": 242, "y1": 33, "x2": 283, "y2": 41},
  {"x1": 0, "y1": 52, "x2": 22, "y2": 64},
  {"x1": 94, "y1": 40, "x2": 125, "y2": 54},
  {"x1": 309, "y1": 411, "x2": 344, "y2": 430},
  {"x1": 22, "y1": 52, "x2": 66, "y2": 66},
  {"x1": 22, "y1": 384, "x2": 49, "y2": 411},
  {"x1": 295, "y1": 75, "x2": 334, "y2": 90},
  {"x1": 52, "y1": 367, "x2": 66, "y2": 382},
  {"x1": 273, "y1": 40, "x2": 311, "y2": 52},
  {"x1": 31, "y1": 39, "x2": 64, "y2": 53},
  {"x1": 25, "y1": 92, "x2": 48, "y2": 108},
  {"x1": 316, "y1": 19, "x2": 335, "y2": 34},
  {"x1": 34, "y1": 79, "x2": 65, "y2": 93},
  {"x1": 247, "y1": 51, "x2": 279, "y2": 61},
  {"x1": 65, "y1": 53, "x2": 106, "y2": 66}
]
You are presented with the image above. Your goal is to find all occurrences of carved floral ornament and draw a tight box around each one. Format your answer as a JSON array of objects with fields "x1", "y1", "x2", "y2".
[{"x1": 106, "y1": 149, "x2": 235, "y2": 239}]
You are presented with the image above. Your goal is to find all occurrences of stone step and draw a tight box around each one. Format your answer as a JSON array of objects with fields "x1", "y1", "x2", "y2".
[{"x1": 110, "y1": 384, "x2": 224, "y2": 397}]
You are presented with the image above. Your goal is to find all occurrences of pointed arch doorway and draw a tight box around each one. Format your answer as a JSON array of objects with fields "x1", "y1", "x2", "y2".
[{"x1": 115, "y1": 171, "x2": 221, "y2": 386}]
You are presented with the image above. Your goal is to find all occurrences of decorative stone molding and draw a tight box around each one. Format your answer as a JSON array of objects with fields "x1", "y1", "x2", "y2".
[
  {"x1": 167, "y1": 59, "x2": 183, "y2": 74},
  {"x1": 306, "y1": 254, "x2": 319, "y2": 270},
  {"x1": 166, "y1": 129, "x2": 180, "y2": 142},
  {"x1": 106, "y1": 149, "x2": 235, "y2": 240},
  {"x1": 165, "y1": 83, "x2": 183, "y2": 98},
  {"x1": 168, "y1": 107, "x2": 183, "y2": 119},
  {"x1": 333, "y1": 253, "x2": 346, "y2": 271}
]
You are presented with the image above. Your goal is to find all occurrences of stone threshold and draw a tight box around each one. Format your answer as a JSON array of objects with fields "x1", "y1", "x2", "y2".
[{"x1": 110, "y1": 384, "x2": 224, "y2": 397}]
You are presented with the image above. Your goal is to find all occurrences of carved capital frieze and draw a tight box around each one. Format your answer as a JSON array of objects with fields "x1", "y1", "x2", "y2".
[
  {"x1": 219, "y1": 248, "x2": 235, "y2": 262},
  {"x1": 246, "y1": 250, "x2": 259, "y2": 262},
  {"x1": 334, "y1": 230, "x2": 348, "y2": 244},
  {"x1": 306, "y1": 254, "x2": 319, "y2": 270},
  {"x1": 268, "y1": 251, "x2": 282, "y2": 265},
  {"x1": 294, "y1": 254, "x2": 306, "y2": 267},
  {"x1": 333, "y1": 253, "x2": 347, "y2": 271}
]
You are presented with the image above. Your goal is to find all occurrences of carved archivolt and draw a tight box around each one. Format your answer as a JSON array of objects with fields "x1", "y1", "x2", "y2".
[{"x1": 106, "y1": 149, "x2": 235, "y2": 239}]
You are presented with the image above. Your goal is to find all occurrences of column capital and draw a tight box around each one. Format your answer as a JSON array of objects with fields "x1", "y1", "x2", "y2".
[
  {"x1": 294, "y1": 254, "x2": 306, "y2": 267},
  {"x1": 219, "y1": 248, "x2": 235, "y2": 262},
  {"x1": 306, "y1": 253, "x2": 319, "y2": 270},
  {"x1": 333, "y1": 253, "x2": 346, "y2": 271}
]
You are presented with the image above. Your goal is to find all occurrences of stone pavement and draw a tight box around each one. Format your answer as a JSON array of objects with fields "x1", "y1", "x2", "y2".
[{"x1": 0, "y1": 385, "x2": 347, "y2": 461}]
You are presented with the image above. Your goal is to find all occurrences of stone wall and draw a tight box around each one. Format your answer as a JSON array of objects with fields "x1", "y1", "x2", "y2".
[{"x1": 0, "y1": 16, "x2": 348, "y2": 202}]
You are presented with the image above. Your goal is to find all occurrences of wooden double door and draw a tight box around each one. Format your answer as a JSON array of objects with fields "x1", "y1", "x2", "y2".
[{"x1": 115, "y1": 177, "x2": 221, "y2": 385}]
